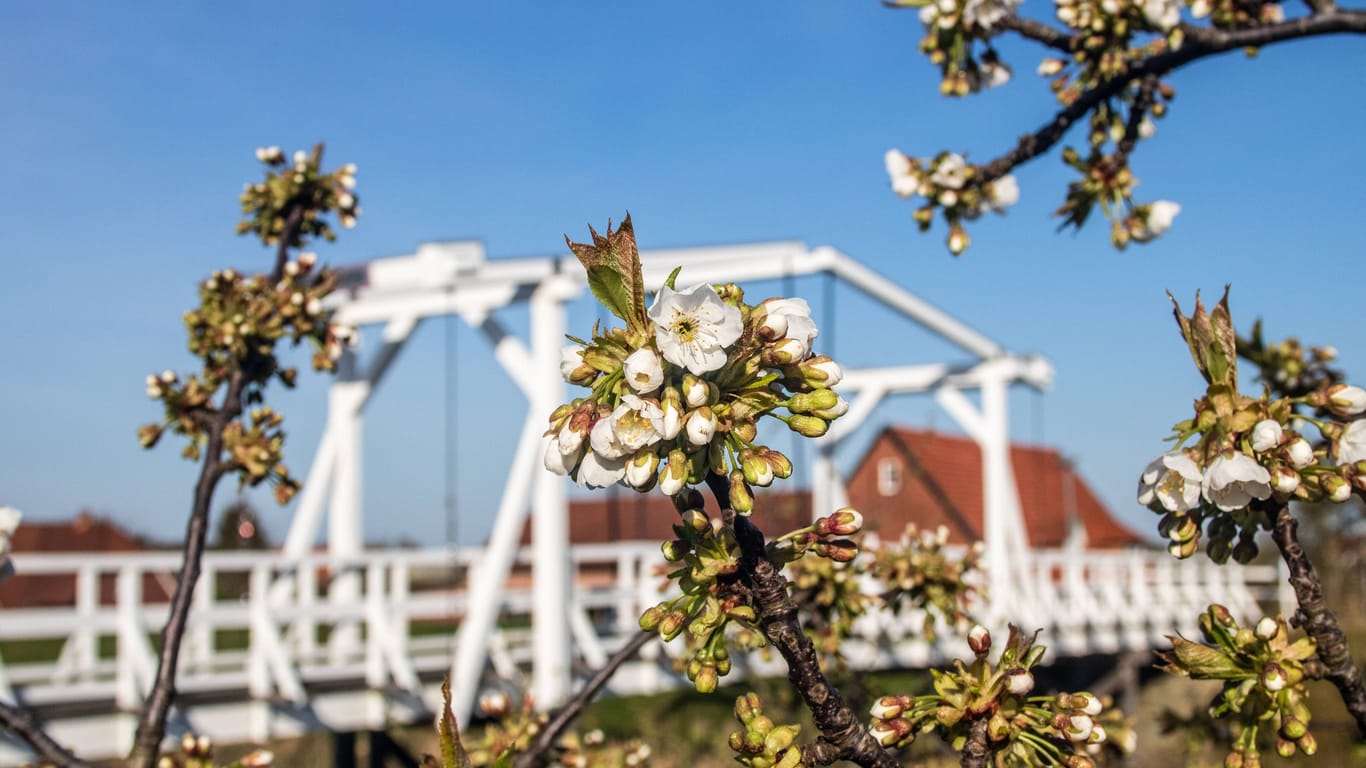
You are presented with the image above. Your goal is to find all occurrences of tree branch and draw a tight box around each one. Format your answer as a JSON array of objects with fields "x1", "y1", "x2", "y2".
[
  {"x1": 513, "y1": 630, "x2": 655, "y2": 768},
  {"x1": 127, "y1": 373, "x2": 245, "y2": 767},
  {"x1": 979, "y1": 9, "x2": 1366, "y2": 182},
  {"x1": 996, "y1": 15, "x2": 1078, "y2": 52},
  {"x1": 704, "y1": 474, "x2": 898, "y2": 768},
  {"x1": 1266, "y1": 499, "x2": 1366, "y2": 738},
  {"x1": 959, "y1": 716, "x2": 990, "y2": 768},
  {"x1": 0, "y1": 699, "x2": 89, "y2": 767}
]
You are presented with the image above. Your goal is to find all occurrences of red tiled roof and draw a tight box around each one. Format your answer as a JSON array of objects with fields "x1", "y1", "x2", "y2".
[
  {"x1": 0, "y1": 514, "x2": 169, "y2": 608},
  {"x1": 845, "y1": 427, "x2": 1143, "y2": 549}
]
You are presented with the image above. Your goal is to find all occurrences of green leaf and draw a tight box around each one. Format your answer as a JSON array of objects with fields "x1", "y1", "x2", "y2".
[
  {"x1": 665, "y1": 265, "x2": 683, "y2": 291},
  {"x1": 565, "y1": 214, "x2": 648, "y2": 333},
  {"x1": 436, "y1": 677, "x2": 472, "y2": 768},
  {"x1": 585, "y1": 265, "x2": 634, "y2": 325}
]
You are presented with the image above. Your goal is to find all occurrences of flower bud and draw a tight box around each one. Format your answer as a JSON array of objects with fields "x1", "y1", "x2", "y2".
[
  {"x1": 761, "y1": 448, "x2": 793, "y2": 479},
  {"x1": 1326, "y1": 384, "x2": 1366, "y2": 416},
  {"x1": 788, "y1": 388, "x2": 839, "y2": 414},
  {"x1": 660, "y1": 450, "x2": 689, "y2": 496},
  {"x1": 764, "y1": 725, "x2": 798, "y2": 754},
  {"x1": 623, "y1": 348, "x2": 665, "y2": 394},
  {"x1": 987, "y1": 714, "x2": 1011, "y2": 740},
  {"x1": 138, "y1": 423, "x2": 164, "y2": 449},
  {"x1": 1255, "y1": 616, "x2": 1279, "y2": 641},
  {"x1": 1065, "y1": 714, "x2": 1094, "y2": 743},
  {"x1": 658, "y1": 610, "x2": 687, "y2": 640},
  {"x1": 729, "y1": 471, "x2": 754, "y2": 515},
  {"x1": 182, "y1": 733, "x2": 197, "y2": 754},
  {"x1": 764, "y1": 338, "x2": 808, "y2": 365},
  {"x1": 869, "y1": 722, "x2": 901, "y2": 747},
  {"x1": 681, "y1": 508, "x2": 709, "y2": 532},
  {"x1": 1275, "y1": 738, "x2": 1296, "y2": 759},
  {"x1": 741, "y1": 449, "x2": 775, "y2": 487},
  {"x1": 828, "y1": 508, "x2": 863, "y2": 536},
  {"x1": 968, "y1": 624, "x2": 991, "y2": 655},
  {"x1": 1168, "y1": 538, "x2": 1198, "y2": 559},
  {"x1": 660, "y1": 388, "x2": 683, "y2": 440},
  {"x1": 1250, "y1": 419, "x2": 1283, "y2": 453},
  {"x1": 947, "y1": 225, "x2": 970, "y2": 256},
  {"x1": 1272, "y1": 467, "x2": 1301, "y2": 495},
  {"x1": 935, "y1": 705, "x2": 964, "y2": 727},
  {"x1": 811, "y1": 396, "x2": 849, "y2": 420},
  {"x1": 694, "y1": 664, "x2": 718, "y2": 693},
  {"x1": 686, "y1": 407, "x2": 717, "y2": 446},
  {"x1": 869, "y1": 695, "x2": 904, "y2": 720},
  {"x1": 683, "y1": 374, "x2": 710, "y2": 407},
  {"x1": 479, "y1": 691, "x2": 511, "y2": 717},
  {"x1": 1286, "y1": 438, "x2": 1315, "y2": 469},
  {"x1": 1323, "y1": 473, "x2": 1352, "y2": 502},
  {"x1": 662, "y1": 539, "x2": 689, "y2": 562},
  {"x1": 1072, "y1": 692, "x2": 1102, "y2": 716},
  {"x1": 1280, "y1": 717, "x2": 1307, "y2": 740},
  {"x1": 1261, "y1": 662, "x2": 1287, "y2": 692},
  {"x1": 1005, "y1": 668, "x2": 1034, "y2": 696},
  {"x1": 785, "y1": 415, "x2": 828, "y2": 438},
  {"x1": 625, "y1": 449, "x2": 660, "y2": 489},
  {"x1": 240, "y1": 749, "x2": 275, "y2": 768},
  {"x1": 1297, "y1": 731, "x2": 1317, "y2": 755}
]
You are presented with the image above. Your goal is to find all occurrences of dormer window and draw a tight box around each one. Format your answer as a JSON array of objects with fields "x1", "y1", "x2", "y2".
[{"x1": 877, "y1": 457, "x2": 902, "y2": 497}]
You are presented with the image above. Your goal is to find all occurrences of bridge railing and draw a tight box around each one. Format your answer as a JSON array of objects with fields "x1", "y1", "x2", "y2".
[{"x1": 0, "y1": 542, "x2": 1289, "y2": 759}]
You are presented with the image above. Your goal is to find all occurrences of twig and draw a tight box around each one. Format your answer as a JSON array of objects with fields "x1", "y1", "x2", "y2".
[
  {"x1": 513, "y1": 630, "x2": 655, "y2": 768},
  {"x1": 978, "y1": 9, "x2": 1366, "y2": 182},
  {"x1": 0, "y1": 699, "x2": 89, "y2": 767},
  {"x1": 959, "y1": 716, "x2": 990, "y2": 768},
  {"x1": 1266, "y1": 499, "x2": 1366, "y2": 738},
  {"x1": 127, "y1": 374, "x2": 243, "y2": 767},
  {"x1": 704, "y1": 474, "x2": 899, "y2": 768}
]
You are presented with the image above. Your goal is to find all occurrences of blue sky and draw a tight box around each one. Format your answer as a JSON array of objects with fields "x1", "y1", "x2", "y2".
[{"x1": 1, "y1": 2, "x2": 1363, "y2": 548}]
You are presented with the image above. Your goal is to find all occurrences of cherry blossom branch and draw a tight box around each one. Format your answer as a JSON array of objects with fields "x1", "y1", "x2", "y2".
[
  {"x1": 0, "y1": 699, "x2": 88, "y2": 767},
  {"x1": 1265, "y1": 498, "x2": 1366, "y2": 738},
  {"x1": 959, "y1": 717, "x2": 991, "y2": 768},
  {"x1": 704, "y1": 474, "x2": 899, "y2": 768},
  {"x1": 978, "y1": 9, "x2": 1366, "y2": 182},
  {"x1": 128, "y1": 371, "x2": 245, "y2": 767},
  {"x1": 513, "y1": 629, "x2": 654, "y2": 768}
]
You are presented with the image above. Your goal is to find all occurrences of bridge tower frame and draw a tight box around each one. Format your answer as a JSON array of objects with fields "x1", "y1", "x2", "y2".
[{"x1": 284, "y1": 239, "x2": 1053, "y2": 722}]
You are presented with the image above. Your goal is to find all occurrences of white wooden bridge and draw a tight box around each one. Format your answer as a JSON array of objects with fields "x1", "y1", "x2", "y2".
[{"x1": 0, "y1": 240, "x2": 1295, "y2": 763}]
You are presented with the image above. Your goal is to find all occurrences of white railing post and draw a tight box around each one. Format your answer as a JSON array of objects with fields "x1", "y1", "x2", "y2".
[{"x1": 365, "y1": 560, "x2": 386, "y2": 688}]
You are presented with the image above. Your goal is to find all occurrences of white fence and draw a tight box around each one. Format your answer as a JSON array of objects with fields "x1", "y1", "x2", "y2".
[{"x1": 0, "y1": 544, "x2": 1289, "y2": 763}]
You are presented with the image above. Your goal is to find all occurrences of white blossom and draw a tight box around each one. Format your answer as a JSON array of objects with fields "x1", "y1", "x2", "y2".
[
  {"x1": 759, "y1": 297, "x2": 819, "y2": 351},
  {"x1": 659, "y1": 455, "x2": 687, "y2": 496},
  {"x1": 625, "y1": 450, "x2": 660, "y2": 489},
  {"x1": 1006, "y1": 669, "x2": 1035, "y2": 695},
  {"x1": 622, "y1": 348, "x2": 664, "y2": 394},
  {"x1": 685, "y1": 407, "x2": 717, "y2": 447},
  {"x1": 982, "y1": 61, "x2": 1012, "y2": 89},
  {"x1": 931, "y1": 153, "x2": 969, "y2": 190},
  {"x1": 885, "y1": 149, "x2": 919, "y2": 198},
  {"x1": 978, "y1": 174, "x2": 1020, "y2": 214},
  {"x1": 1191, "y1": 0, "x2": 1211, "y2": 16},
  {"x1": 1132, "y1": 200, "x2": 1181, "y2": 242},
  {"x1": 1138, "y1": 117, "x2": 1156, "y2": 139},
  {"x1": 1272, "y1": 467, "x2": 1301, "y2": 495},
  {"x1": 1250, "y1": 420, "x2": 1283, "y2": 453},
  {"x1": 1328, "y1": 385, "x2": 1366, "y2": 416},
  {"x1": 1142, "y1": 0, "x2": 1181, "y2": 29},
  {"x1": 1287, "y1": 438, "x2": 1316, "y2": 469},
  {"x1": 1336, "y1": 419, "x2": 1366, "y2": 465},
  {"x1": 1037, "y1": 58, "x2": 1066, "y2": 76},
  {"x1": 1255, "y1": 616, "x2": 1279, "y2": 640},
  {"x1": 544, "y1": 434, "x2": 583, "y2": 476},
  {"x1": 0, "y1": 506, "x2": 21, "y2": 582},
  {"x1": 1202, "y1": 453, "x2": 1273, "y2": 512},
  {"x1": 591, "y1": 396, "x2": 664, "y2": 459},
  {"x1": 962, "y1": 0, "x2": 1021, "y2": 29},
  {"x1": 575, "y1": 450, "x2": 627, "y2": 488},
  {"x1": 647, "y1": 283, "x2": 743, "y2": 374},
  {"x1": 1137, "y1": 452, "x2": 1202, "y2": 512}
]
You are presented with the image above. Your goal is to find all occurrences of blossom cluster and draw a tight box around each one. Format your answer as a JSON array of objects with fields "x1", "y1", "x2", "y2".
[
  {"x1": 868, "y1": 625, "x2": 1130, "y2": 766},
  {"x1": 0, "y1": 506, "x2": 20, "y2": 583},
  {"x1": 728, "y1": 693, "x2": 804, "y2": 768},
  {"x1": 884, "y1": 150, "x2": 1019, "y2": 255},
  {"x1": 1157, "y1": 605, "x2": 1317, "y2": 766},
  {"x1": 1140, "y1": 291, "x2": 1366, "y2": 561},
  {"x1": 912, "y1": 0, "x2": 1023, "y2": 97},
  {"x1": 469, "y1": 692, "x2": 653, "y2": 768},
  {"x1": 545, "y1": 217, "x2": 845, "y2": 511},
  {"x1": 238, "y1": 145, "x2": 359, "y2": 245},
  {"x1": 870, "y1": 523, "x2": 984, "y2": 640},
  {"x1": 141, "y1": 147, "x2": 359, "y2": 506}
]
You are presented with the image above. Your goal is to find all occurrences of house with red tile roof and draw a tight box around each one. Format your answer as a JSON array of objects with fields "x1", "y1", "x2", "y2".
[
  {"x1": 844, "y1": 427, "x2": 1143, "y2": 549},
  {"x1": 0, "y1": 512, "x2": 171, "y2": 608}
]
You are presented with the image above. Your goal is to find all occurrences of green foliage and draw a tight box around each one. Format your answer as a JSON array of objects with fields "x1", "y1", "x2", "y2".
[{"x1": 1158, "y1": 606, "x2": 1319, "y2": 766}]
